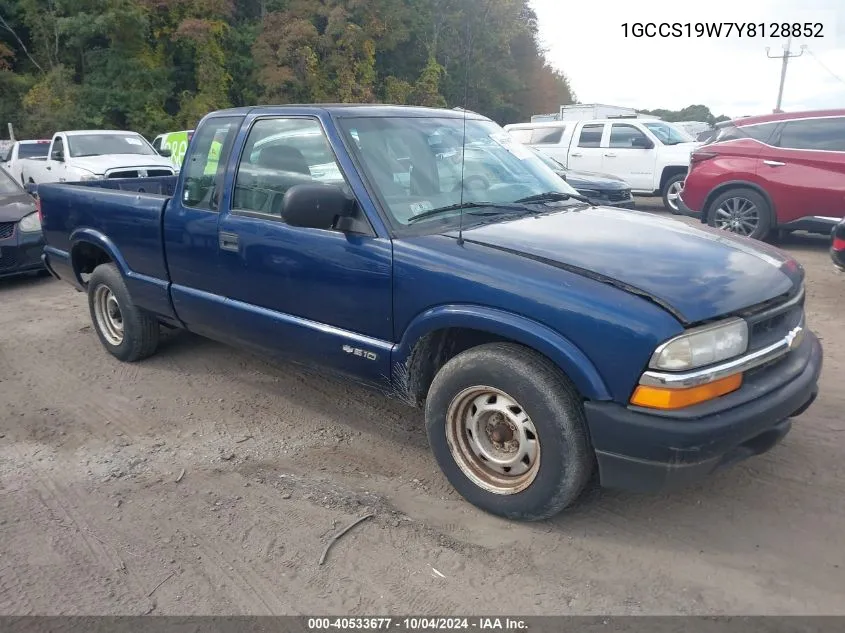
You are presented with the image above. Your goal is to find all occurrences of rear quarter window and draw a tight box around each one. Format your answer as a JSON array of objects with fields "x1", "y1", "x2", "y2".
[
  {"x1": 530, "y1": 127, "x2": 564, "y2": 144},
  {"x1": 710, "y1": 122, "x2": 779, "y2": 145},
  {"x1": 506, "y1": 128, "x2": 533, "y2": 143}
]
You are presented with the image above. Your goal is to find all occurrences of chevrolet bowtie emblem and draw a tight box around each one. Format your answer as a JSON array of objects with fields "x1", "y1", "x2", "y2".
[{"x1": 785, "y1": 325, "x2": 803, "y2": 350}]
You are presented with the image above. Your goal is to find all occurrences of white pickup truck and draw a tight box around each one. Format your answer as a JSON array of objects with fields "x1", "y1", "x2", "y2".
[
  {"x1": 503, "y1": 119, "x2": 700, "y2": 212},
  {"x1": 1, "y1": 140, "x2": 51, "y2": 184},
  {"x1": 20, "y1": 130, "x2": 177, "y2": 185}
]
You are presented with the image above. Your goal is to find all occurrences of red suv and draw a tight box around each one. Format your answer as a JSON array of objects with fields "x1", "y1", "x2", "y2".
[{"x1": 679, "y1": 109, "x2": 845, "y2": 240}]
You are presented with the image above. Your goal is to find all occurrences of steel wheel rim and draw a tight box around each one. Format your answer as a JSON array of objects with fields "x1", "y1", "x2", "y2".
[
  {"x1": 93, "y1": 285, "x2": 124, "y2": 346},
  {"x1": 714, "y1": 196, "x2": 759, "y2": 236},
  {"x1": 445, "y1": 386, "x2": 541, "y2": 495},
  {"x1": 666, "y1": 181, "x2": 683, "y2": 210}
]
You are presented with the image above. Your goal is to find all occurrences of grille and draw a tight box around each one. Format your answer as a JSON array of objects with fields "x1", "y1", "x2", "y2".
[
  {"x1": 0, "y1": 248, "x2": 18, "y2": 270},
  {"x1": 0, "y1": 222, "x2": 15, "y2": 240},
  {"x1": 607, "y1": 190, "x2": 631, "y2": 202},
  {"x1": 107, "y1": 168, "x2": 174, "y2": 179},
  {"x1": 745, "y1": 287, "x2": 805, "y2": 353},
  {"x1": 108, "y1": 170, "x2": 139, "y2": 179}
]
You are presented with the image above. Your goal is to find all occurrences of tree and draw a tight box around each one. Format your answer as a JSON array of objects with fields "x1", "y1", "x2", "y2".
[
  {"x1": 640, "y1": 104, "x2": 730, "y2": 126},
  {"x1": 1, "y1": 0, "x2": 576, "y2": 139}
]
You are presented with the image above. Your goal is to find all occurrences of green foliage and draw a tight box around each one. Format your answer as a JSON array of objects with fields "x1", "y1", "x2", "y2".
[
  {"x1": 0, "y1": 0, "x2": 575, "y2": 139},
  {"x1": 640, "y1": 105, "x2": 730, "y2": 126}
]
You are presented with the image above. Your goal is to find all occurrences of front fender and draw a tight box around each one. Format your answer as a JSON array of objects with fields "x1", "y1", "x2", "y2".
[{"x1": 393, "y1": 304, "x2": 611, "y2": 401}]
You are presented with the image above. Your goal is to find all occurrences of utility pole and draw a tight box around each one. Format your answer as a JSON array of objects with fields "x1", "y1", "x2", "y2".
[{"x1": 766, "y1": 37, "x2": 805, "y2": 113}]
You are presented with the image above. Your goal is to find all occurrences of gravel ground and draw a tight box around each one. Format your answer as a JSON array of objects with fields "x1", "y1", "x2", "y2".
[{"x1": 1, "y1": 200, "x2": 843, "y2": 615}]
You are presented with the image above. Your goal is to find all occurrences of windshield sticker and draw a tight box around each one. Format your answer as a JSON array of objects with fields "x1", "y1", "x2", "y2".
[
  {"x1": 489, "y1": 133, "x2": 532, "y2": 160},
  {"x1": 410, "y1": 201, "x2": 434, "y2": 214},
  {"x1": 124, "y1": 137, "x2": 144, "y2": 145}
]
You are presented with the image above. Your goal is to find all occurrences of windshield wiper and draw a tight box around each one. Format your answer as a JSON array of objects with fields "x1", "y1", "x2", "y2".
[
  {"x1": 515, "y1": 191, "x2": 592, "y2": 205},
  {"x1": 407, "y1": 201, "x2": 530, "y2": 224}
]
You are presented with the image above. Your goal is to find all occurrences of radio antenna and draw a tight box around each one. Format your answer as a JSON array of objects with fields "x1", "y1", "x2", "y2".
[{"x1": 456, "y1": 16, "x2": 473, "y2": 246}]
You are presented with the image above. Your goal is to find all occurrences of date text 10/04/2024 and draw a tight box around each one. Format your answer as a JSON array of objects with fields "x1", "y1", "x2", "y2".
[
  {"x1": 621, "y1": 22, "x2": 824, "y2": 38},
  {"x1": 307, "y1": 618, "x2": 528, "y2": 631}
]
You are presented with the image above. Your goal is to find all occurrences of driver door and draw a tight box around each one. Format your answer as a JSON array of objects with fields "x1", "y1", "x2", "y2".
[
  {"x1": 602, "y1": 123, "x2": 657, "y2": 191},
  {"x1": 215, "y1": 115, "x2": 393, "y2": 386}
]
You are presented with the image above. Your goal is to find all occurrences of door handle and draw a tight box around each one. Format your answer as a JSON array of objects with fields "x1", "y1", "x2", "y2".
[
  {"x1": 604, "y1": 153, "x2": 617, "y2": 158},
  {"x1": 218, "y1": 231, "x2": 240, "y2": 252},
  {"x1": 570, "y1": 153, "x2": 582, "y2": 158},
  {"x1": 763, "y1": 160, "x2": 786, "y2": 167},
  {"x1": 46, "y1": 166, "x2": 51, "y2": 170}
]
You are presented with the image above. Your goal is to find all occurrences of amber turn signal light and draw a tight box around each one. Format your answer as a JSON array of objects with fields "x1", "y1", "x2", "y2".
[{"x1": 630, "y1": 373, "x2": 743, "y2": 410}]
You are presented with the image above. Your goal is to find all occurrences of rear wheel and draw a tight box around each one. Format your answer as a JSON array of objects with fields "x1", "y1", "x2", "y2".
[
  {"x1": 662, "y1": 174, "x2": 685, "y2": 214},
  {"x1": 425, "y1": 342, "x2": 593, "y2": 521},
  {"x1": 87, "y1": 263, "x2": 159, "y2": 362},
  {"x1": 707, "y1": 188, "x2": 772, "y2": 240}
]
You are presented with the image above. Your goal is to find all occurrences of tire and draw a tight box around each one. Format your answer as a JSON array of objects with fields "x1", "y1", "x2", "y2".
[
  {"x1": 87, "y1": 263, "x2": 160, "y2": 362},
  {"x1": 425, "y1": 342, "x2": 593, "y2": 521},
  {"x1": 706, "y1": 187, "x2": 772, "y2": 240},
  {"x1": 661, "y1": 173, "x2": 685, "y2": 214}
]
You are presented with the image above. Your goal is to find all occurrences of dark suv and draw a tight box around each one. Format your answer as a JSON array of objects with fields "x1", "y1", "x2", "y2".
[{"x1": 679, "y1": 110, "x2": 845, "y2": 240}]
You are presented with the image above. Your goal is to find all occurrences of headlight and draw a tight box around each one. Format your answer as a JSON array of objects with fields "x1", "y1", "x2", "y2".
[
  {"x1": 18, "y1": 211, "x2": 42, "y2": 233},
  {"x1": 77, "y1": 173, "x2": 102, "y2": 181},
  {"x1": 650, "y1": 318, "x2": 748, "y2": 371}
]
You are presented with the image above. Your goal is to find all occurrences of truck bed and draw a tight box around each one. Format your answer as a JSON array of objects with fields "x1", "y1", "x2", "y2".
[{"x1": 39, "y1": 178, "x2": 176, "y2": 321}]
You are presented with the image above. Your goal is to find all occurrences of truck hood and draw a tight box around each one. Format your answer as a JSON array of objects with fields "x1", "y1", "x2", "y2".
[
  {"x1": 661, "y1": 141, "x2": 700, "y2": 159},
  {"x1": 563, "y1": 169, "x2": 629, "y2": 191},
  {"x1": 454, "y1": 206, "x2": 803, "y2": 324},
  {"x1": 0, "y1": 191, "x2": 37, "y2": 222},
  {"x1": 71, "y1": 154, "x2": 175, "y2": 175}
]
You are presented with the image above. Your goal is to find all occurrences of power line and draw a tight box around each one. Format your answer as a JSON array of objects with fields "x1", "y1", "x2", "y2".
[
  {"x1": 804, "y1": 47, "x2": 845, "y2": 87},
  {"x1": 766, "y1": 37, "x2": 804, "y2": 112}
]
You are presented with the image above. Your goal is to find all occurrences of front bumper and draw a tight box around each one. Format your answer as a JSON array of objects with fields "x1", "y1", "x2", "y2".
[
  {"x1": 584, "y1": 330, "x2": 822, "y2": 494},
  {"x1": 0, "y1": 230, "x2": 46, "y2": 279}
]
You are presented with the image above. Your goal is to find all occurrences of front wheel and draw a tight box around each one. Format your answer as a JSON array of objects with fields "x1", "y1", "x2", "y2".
[
  {"x1": 87, "y1": 263, "x2": 160, "y2": 362},
  {"x1": 662, "y1": 174, "x2": 685, "y2": 214},
  {"x1": 425, "y1": 343, "x2": 593, "y2": 521}
]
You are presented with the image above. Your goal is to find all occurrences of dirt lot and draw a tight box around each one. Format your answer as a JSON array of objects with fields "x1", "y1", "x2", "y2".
[{"x1": 1, "y1": 201, "x2": 843, "y2": 616}]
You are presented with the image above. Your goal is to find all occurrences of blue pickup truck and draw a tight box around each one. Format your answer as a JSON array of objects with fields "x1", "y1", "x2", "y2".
[{"x1": 39, "y1": 105, "x2": 822, "y2": 521}]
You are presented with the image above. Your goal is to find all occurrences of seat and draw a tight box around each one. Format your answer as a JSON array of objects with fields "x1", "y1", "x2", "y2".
[
  {"x1": 253, "y1": 144, "x2": 313, "y2": 216},
  {"x1": 258, "y1": 144, "x2": 311, "y2": 175}
]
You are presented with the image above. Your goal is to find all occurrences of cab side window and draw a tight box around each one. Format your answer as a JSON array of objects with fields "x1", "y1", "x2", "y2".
[
  {"x1": 233, "y1": 118, "x2": 347, "y2": 218},
  {"x1": 182, "y1": 117, "x2": 242, "y2": 211},
  {"x1": 609, "y1": 124, "x2": 649, "y2": 148},
  {"x1": 51, "y1": 137, "x2": 64, "y2": 160},
  {"x1": 577, "y1": 124, "x2": 603, "y2": 148}
]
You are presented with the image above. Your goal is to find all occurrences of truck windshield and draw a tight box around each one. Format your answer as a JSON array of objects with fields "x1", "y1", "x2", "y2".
[
  {"x1": 67, "y1": 134, "x2": 157, "y2": 158},
  {"x1": 337, "y1": 116, "x2": 580, "y2": 230},
  {"x1": 642, "y1": 122, "x2": 694, "y2": 145}
]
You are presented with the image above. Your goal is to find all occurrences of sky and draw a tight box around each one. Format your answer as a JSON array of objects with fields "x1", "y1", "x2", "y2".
[{"x1": 529, "y1": 0, "x2": 845, "y2": 119}]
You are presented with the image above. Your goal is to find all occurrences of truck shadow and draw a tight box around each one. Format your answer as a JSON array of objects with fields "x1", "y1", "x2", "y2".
[
  {"x1": 0, "y1": 271, "x2": 54, "y2": 293},
  {"x1": 148, "y1": 328, "x2": 827, "y2": 546}
]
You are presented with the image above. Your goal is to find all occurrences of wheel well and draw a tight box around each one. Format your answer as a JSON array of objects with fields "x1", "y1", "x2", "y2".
[
  {"x1": 399, "y1": 328, "x2": 531, "y2": 408},
  {"x1": 702, "y1": 182, "x2": 775, "y2": 224},
  {"x1": 659, "y1": 166, "x2": 688, "y2": 191},
  {"x1": 72, "y1": 242, "x2": 112, "y2": 285}
]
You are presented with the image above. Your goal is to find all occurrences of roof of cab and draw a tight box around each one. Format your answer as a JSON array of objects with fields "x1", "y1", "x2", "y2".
[
  {"x1": 208, "y1": 104, "x2": 490, "y2": 120},
  {"x1": 63, "y1": 130, "x2": 146, "y2": 136}
]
